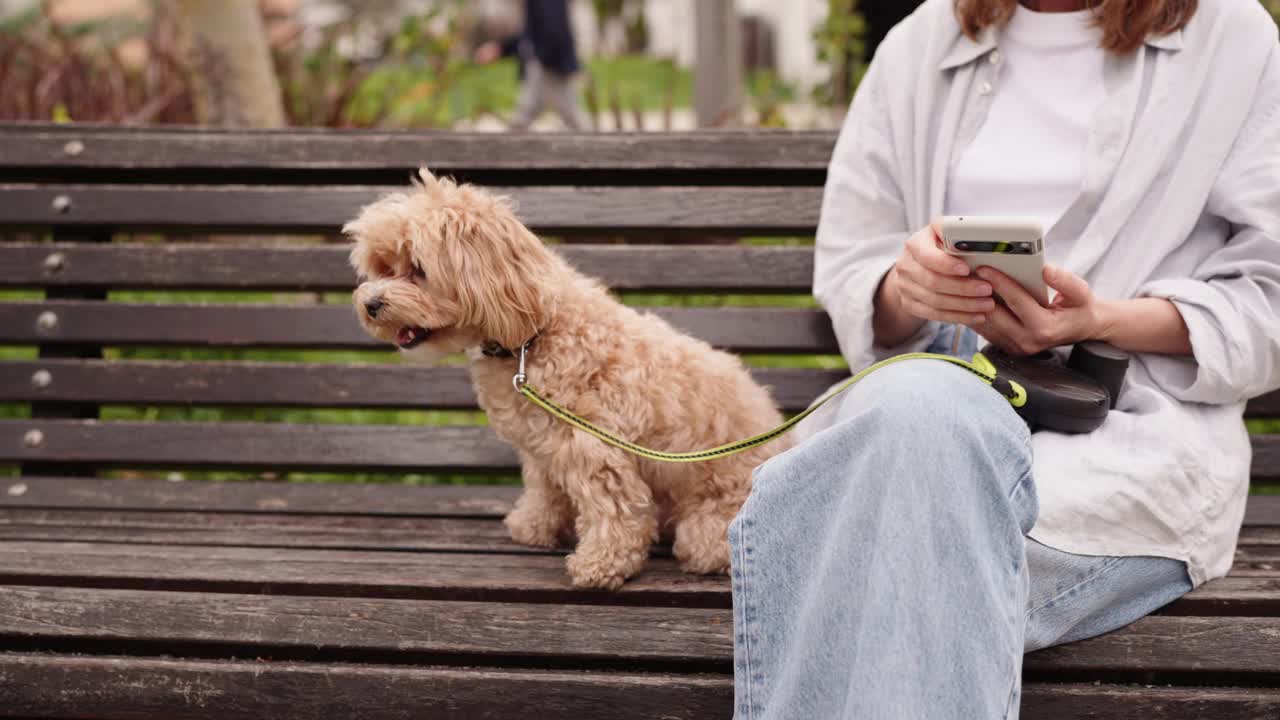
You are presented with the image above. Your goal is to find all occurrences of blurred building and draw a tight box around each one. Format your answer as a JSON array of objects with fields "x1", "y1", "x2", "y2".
[
  {"x1": 464, "y1": 0, "x2": 828, "y2": 90},
  {"x1": 642, "y1": 1, "x2": 828, "y2": 89}
]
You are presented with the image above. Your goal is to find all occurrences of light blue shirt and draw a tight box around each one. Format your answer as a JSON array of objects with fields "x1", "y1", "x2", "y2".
[{"x1": 811, "y1": 0, "x2": 1280, "y2": 585}]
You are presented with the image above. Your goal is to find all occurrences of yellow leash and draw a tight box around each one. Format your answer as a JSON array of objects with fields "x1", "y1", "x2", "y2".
[{"x1": 513, "y1": 349, "x2": 1027, "y2": 464}]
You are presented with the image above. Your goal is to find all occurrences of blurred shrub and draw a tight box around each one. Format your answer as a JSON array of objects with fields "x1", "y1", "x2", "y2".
[
  {"x1": 0, "y1": 3, "x2": 195, "y2": 123},
  {"x1": 0, "y1": 1, "x2": 687, "y2": 129},
  {"x1": 811, "y1": 0, "x2": 867, "y2": 107},
  {"x1": 747, "y1": 69, "x2": 796, "y2": 128},
  {"x1": 276, "y1": 2, "x2": 476, "y2": 128}
]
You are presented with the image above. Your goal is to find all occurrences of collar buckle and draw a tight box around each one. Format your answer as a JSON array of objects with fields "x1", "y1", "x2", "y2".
[{"x1": 512, "y1": 343, "x2": 528, "y2": 392}]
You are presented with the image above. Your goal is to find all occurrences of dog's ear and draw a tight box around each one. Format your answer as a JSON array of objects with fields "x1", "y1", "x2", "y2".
[
  {"x1": 343, "y1": 195, "x2": 411, "y2": 277},
  {"x1": 441, "y1": 210, "x2": 555, "y2": 350}
]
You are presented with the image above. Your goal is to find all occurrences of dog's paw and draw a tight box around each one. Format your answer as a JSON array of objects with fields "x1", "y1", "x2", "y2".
[
  {"x1": 677, "y1": 553, "x2": 730, "y2": 575},
  {"x1": 565, "y1": 552, "x2": 630, "y2": 591},
  {"x1": 504, "y1": 510, "x2": 562, "y2": 549},
  {"x1": 673, "y1": 515, "x2": 732, "y2": 575}
]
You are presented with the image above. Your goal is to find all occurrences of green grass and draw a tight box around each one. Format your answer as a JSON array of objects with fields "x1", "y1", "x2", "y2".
[
  {"x1": 359, "y1": 55, "x2": 696, "y2": 127},
  {"x1": 1248, "y1": 419, "x2": 1280, "y2": 434},
  {"x1": 0, "y1": 290, "x2": 42, "y2": 301},
  {"x1": 0, "y1": 404, "x2": 31, "y2": 420},
  {"x1": 585, "y1": 55, "x2": 691, "y2": 111},
  {"x1": 0, "y1": 347, "x2": 37, "y2": 360},
  {"x1": 618, "y1": 292, "x2": 817, "y2": 308}
]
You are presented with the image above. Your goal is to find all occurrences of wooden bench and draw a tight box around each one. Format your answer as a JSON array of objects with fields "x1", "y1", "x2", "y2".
[{"x1": 0, "y1": 123, "x2": 1277, "y2": 719}]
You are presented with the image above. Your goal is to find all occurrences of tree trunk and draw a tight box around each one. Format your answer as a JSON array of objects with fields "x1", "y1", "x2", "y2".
[
  {"x1": 693, "y1": 0, "x2": 742, "y2": 128},
  {"x1": 174, "y1": 0, "x2": 286, "y2": 128}
]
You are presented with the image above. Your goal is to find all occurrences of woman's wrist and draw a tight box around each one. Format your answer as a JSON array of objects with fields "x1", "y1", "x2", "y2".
[
  {"x1": 1083, "y1": 298, "x2": 1192, "y2": 355},
  {"x1": 1088, "y1": 299, "x2": 1121, "y2": 345},
  {"x1": 873, "y1": 267, "x2": 927, "y2": 347}
]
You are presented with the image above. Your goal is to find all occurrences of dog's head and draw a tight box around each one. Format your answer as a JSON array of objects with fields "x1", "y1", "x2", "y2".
[{"x1": 344, "y1": 169, "x2": 557, "y2": 363}]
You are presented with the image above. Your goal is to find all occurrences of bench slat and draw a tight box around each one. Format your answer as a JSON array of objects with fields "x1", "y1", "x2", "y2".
[
  {"x1": 1021, "y1": 685, "x2": 1280, "y2": 719},
  {"x1": 0, "y1": 653, "x2": 1275, "y2": 720},
  {"x1": 1, "y1": 509, "x2": 1276, "y2": 567},
  {"x1": 0, "y1": 184, "x2": 823, "y2": 233},
  {"x1": 1, "y1": 586, "x2": 1277, "y2": 683},
  {"x1": 1, "y1": 540, "x2": 1273, "y2": 615},
  {"x1": 1022, "y1": 615, "x2": 1280, "y2": 680},
  {"x1": 0, "y1": 541, "x2": 723, "y2": 608},
  {"x1": 0, "y1": 242, "x2": 815, "y2": 291},
  {"x1": 0, "y1": 476, "x2": 520, "y2": 517},
  {"x1": 0, "y1": 126, "x2": 836, "y2": 171},
  {"x1": 0, "y1": 509, "x2": 530, "y2": 555},
  {"x1": 0, "y1": 301, "x2": 839, "y2": 353},
  {"x1": 0, "y1": 360, "x2": 847, "y2": 414},
  {"x1": 0, "y1": 585, "x2": 728, "y2": 667},
  {"x1": 4, "y1": 358, "x2": 1273, "y2": 419},
  {"x1": 1, "y1": 419, "x2": 519, "y2": 472},
  {"x1": 1250, "y1": 391, "x2": 1280, "y2": 418},
  {"x1": 4, "y1": 477, "x2": 1280, "y2": 525},
  {"x1": 4, "y1": 420, "x2": 1277, "y2": 481},
  {"x1": 0, "y1": 654, "x2": 732, "y2": 720}
]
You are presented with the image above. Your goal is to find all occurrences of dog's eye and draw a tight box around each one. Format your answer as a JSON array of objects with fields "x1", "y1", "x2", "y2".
[{"x1": 411, "y1": 264, "x2": 426, "y2": 281}]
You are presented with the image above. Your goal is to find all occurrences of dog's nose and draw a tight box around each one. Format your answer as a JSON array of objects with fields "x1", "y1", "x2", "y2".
[{"x1": 364, "y1": 298, "x2": 384, "y2": 319}]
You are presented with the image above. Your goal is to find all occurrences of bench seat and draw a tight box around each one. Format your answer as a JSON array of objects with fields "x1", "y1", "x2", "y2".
[
  {"x1": 2, "y1": 125, "x2": 1277, "y2": 718},
  {"x1": 1, "y1": 478, "x2": 1279, "y2": 719}
]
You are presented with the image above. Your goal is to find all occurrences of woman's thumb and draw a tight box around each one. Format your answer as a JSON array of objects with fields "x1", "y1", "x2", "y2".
[{"x1": 1045, "y1": 264, "x2": 1091, "y2": 307}]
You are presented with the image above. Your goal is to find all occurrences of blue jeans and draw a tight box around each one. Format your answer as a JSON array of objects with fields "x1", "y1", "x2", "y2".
[{"x1": 728, "y1": 329, "x2": 1192, "y2": 719}]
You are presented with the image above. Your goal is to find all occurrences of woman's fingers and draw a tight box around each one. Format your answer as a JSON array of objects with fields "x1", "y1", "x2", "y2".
[
  {"x1": 908, "y1": 227, "x2": 971, "y2": 276},
  {"x1": 902, "y1": 295, "x2": 988, "y2": 326},
  {"x1": 975, "y1": 305, "x2": 1036, "y2": 355},
  {"x1": 899, "y1": 283, "x2": 996, "y2": 314},
  {"x1": 892, "y1": 223, "x2": 1000, "y2": 326},
  {"x1": 976, "y1": 267, "x2": 1044, "y2": 324},
  {"x1": 898, "y1": 262, "x2": 993, "y2": 297}
]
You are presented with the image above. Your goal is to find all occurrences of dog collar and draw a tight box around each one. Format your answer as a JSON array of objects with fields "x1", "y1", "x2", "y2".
[{"x1": 480, "y1": 334, "x2": 538, "y2": 359}]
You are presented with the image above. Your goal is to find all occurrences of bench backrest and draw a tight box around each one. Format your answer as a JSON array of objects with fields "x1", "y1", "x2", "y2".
[{"x1": 0, "y1": 124, "x2": 1275, "y2": 484}]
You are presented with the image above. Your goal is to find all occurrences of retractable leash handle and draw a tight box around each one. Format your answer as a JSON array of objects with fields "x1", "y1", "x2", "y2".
[{"x1": 979, "y1": 341, "x2": 1129, "y2": 433}]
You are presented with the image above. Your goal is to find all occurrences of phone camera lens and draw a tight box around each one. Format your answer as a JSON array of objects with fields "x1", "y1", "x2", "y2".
[
  {"x1": 1019, "y1": 243, "x2": 1030, "y2": 250},
  {"x1": 955, "y1": 242, "x2": 970, "y2": 251}
]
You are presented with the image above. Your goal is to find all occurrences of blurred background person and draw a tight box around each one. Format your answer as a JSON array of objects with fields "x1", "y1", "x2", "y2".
[{"x1": 474, "y1": 0, "x2": 591, "y2": 131}]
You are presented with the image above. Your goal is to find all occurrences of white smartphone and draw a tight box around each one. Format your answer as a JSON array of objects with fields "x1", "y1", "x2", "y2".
[{"x1": 937, "y1": 215, "x2": 1049, "y2": 306}]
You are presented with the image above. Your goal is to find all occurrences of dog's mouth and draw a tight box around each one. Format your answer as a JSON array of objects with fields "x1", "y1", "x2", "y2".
[{"x1": 397, "y1": 326, "x2": 431, "y2": 349}]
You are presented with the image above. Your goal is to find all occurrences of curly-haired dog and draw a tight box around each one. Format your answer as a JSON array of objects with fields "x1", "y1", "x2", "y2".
[{"x1": 345, "y1": 170, "x2": 792, "y2": 590}]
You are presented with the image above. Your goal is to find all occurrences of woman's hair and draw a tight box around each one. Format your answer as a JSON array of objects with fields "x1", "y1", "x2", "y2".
[{"x1": 954, "y1": 0, "x2": 1198, "y2": 54}]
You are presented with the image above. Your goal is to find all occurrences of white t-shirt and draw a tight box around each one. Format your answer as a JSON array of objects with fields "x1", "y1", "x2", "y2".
[{"x1": 946, "y1": 6, "x2": 1107, "y2": 234}]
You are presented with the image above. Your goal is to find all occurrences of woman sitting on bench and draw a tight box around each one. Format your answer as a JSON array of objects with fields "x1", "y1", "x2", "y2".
[{"x1": 728, "y1": 0, "x2": 1280, "y2": 717}]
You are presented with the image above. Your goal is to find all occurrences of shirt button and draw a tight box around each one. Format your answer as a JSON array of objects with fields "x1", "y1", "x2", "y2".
[
  {"x1": 978, "y1": 81, "x2": 993, "y2": 96},
  {"x1": 989, "y1": 50, "x2": 1001, "y2": 65}
]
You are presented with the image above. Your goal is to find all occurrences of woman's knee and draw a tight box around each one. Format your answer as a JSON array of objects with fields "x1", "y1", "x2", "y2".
[
  {"x1": 810, "y1": 359, "x2": 1027, "y2": 459},
  {"x1": 756, "y1": 359, "x2": 1033, "y2": 507}
]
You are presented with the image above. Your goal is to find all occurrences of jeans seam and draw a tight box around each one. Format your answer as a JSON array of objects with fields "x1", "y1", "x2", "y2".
[
  {"x1": 1024, "y1": 555, "x2": 1126, "y2": 621},
  {"x1": 735, "y1": 518, "x2": 755, "y2": 720},
  {"x1": 1002, "y1": 672, "x2": 1020, "y2": 720}
]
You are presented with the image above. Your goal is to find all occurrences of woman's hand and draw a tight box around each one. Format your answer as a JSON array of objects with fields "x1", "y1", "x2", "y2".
[
  {"x1": 874, "y1": 223, "x2": 996, "y2": 346},
  {"x1": 974, "y1": 264, "x2": 1101, "y2": 355},
  {"x1": 473, "y1": 41, "x2": 501, "y2": 64}
]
